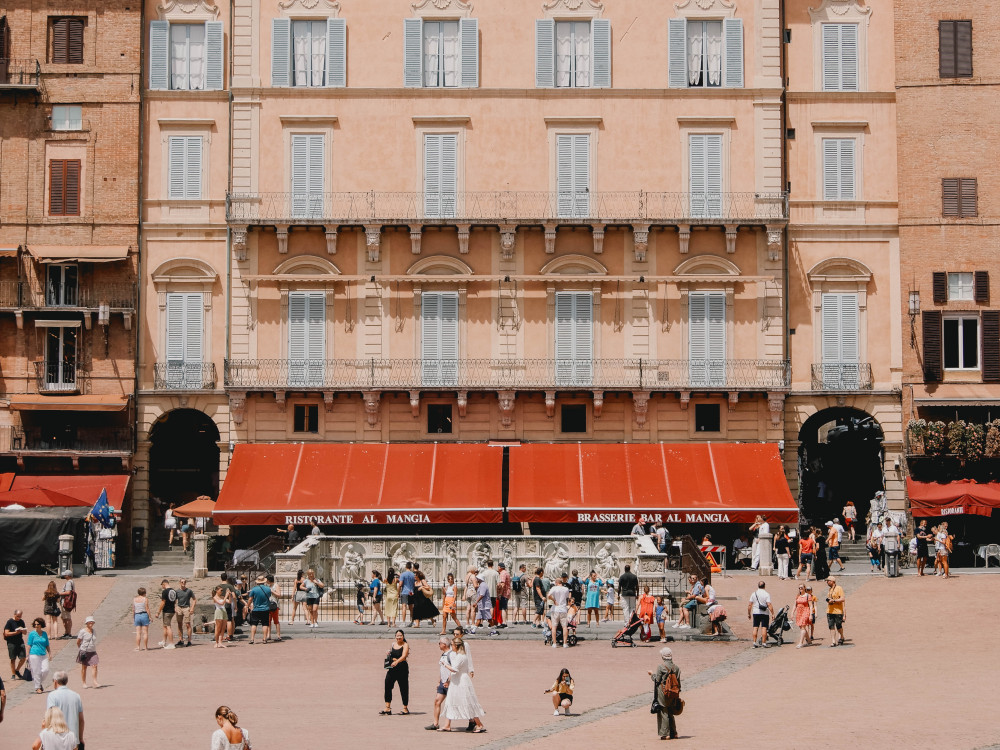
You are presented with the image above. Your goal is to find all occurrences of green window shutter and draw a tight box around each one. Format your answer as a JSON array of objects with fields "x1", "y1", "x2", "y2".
[
  {"x1": 404, "y1": 18, "x2": 422, "y2": 87},
  {"x1": 591, "y1": 19, "x2": 611, "y2": 88},
  {"x1": 149, "y1": 21, "x2": 169, "y2": 89},
  {"x1": 668, "y1": 18, "x2": 687, "y2": 88},
  {"x1": 205, "y1": 21, "x2": 223, "y2": 90},
  {"x1": 459, "y1": 18, "x2": 478, "y2": 88},
  {"x1": 326, "y1": 18, "x2": 346, "y2": 87},
  {"x1": 723, "y1": 18, "x2": 743, "y2": 88},
  {"x1": 535, "y1": 19, "x2": 555, "y2": 88},
  {"x1": 271, "y1": 18, "x2": 290, "y2": 87}
]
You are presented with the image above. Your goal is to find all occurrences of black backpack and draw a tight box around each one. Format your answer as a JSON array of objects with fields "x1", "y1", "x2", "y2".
[
  {"x1": 512, "y1": 575, "x2": 522, "y2": 593},
  {"x1": 569, "y1": 577, "x2": 584, "y2": 605}
]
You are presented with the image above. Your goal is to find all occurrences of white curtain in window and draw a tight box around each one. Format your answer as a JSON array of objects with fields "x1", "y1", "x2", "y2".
[
  {"x1": 687, "y1": 24, "x2": 702, "y2": 85},
  {"x1": 573, "y1": 22, "x2": 591, "y2": 87},
  {"x1": 555, "y1": 22, "x2": 573, "y2": 87},
  {"x1": 706, "y1": 22, "x2": 722, "y2": 86},
  {"x1": 292, "y1": 21, "x2": 326, "y2": 87},
  {"x1": 423, "y1": 23, "x2": 440, "y2": 86},
  {"x1": 441, "y1": 21, "x2": 459, "y2": 87},
  {"x1": 170, "y1": 24, "x2": 205, "y2": 91}
]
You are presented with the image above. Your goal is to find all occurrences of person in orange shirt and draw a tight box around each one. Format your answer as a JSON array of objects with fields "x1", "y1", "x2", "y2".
[
  {"x1": 824, "y1": 577, "x2": 846, "y2": 647},
  {"x1": 796, "y1": 531, "x2": 816, "y2": 581},
  {"x1": 637, "y1": 585, "x2": 656, "y2": 640}
]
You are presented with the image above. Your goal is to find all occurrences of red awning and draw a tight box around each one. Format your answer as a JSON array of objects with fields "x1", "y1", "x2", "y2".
[
  {"x1": 507, "y1": 442, "x2": 798, "y2": 524},
  {"x1": 907, "y1": 478, "x2": 1000, "y2": 517},
  {"x1": 214, "y1": 443, "x2": 504, "y2": 526},
  {"x1": 0, "y1": 473, "x2": 14, "y2": 492},
  {"x1": 9, "y1": 474, "x2": 130, "y2": 510}
]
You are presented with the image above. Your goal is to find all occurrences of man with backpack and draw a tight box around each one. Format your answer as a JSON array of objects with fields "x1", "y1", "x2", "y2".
[
  {"x1": 567, "y1": 570, "x2": 584, "y2": 609},
  {"x1": 59, "y1": 570, "x2": 77, "y2": 639},
  {"x1": 511, "y1": 564, "x2": 527, "y2": 624},
  {"x1": 649, "y1": 647, "x2": 681, "y2": 740}
]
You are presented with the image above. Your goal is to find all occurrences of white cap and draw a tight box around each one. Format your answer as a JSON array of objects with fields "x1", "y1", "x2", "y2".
[
  {"x1": 85, "y1": 616, "x2": 95, "y2": 624},
  {"x1": 62, "y1": 569, "x2": 73, "y2": 577},
  {"x1": 660, "y1": 647, "x2": 673, "y2": 660},
  {"x1": 825, "y1": 521, "x2": 833, "y2": 527}
]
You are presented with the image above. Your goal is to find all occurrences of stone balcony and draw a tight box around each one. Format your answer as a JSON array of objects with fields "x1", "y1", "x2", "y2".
[
  {"x1": 0, "y1": 59, "x2": 42, "y2": 91},
  {"x1": 226, "y1": 190, "x2": 789, "y2": 261}
]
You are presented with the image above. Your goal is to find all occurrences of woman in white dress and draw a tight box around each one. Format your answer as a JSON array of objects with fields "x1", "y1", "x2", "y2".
[
  {"x1": 164, "y1": 503, "x2": 177, "y2": 547},
  {"x1": 438, "y1": 640, "x2": 486, "y2": 733},
  {"x1": 211, "y1": 706, "x2": 251, "y2": 750}
]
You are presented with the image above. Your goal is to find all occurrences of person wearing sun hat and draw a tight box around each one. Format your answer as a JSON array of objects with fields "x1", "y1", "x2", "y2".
[{"x1": 247, "y1": 575, "x2": 273, "y2": 644}]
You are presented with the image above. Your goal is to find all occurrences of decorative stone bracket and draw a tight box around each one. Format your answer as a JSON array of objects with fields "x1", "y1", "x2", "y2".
[
  {"x1": 325, "y1": 227, "x2": 338, "y2": 255},
  {"x1": 456, "y1": 390, "x2": 468, "y2": 417},
  {"x1": 543, "y1": 223, "x2": 557, "y2": 254},
  {"x1": 499, "y1": 224, "x2": 517, "y2": 260},
  {"x1": 498, "y1": 390, "x2": 516, "y2": 428},
  {"x1": 728, "y1": 391, "x2": 739, "y2": 411},
  {"x1": 632, "y1": 390, "x2": 650, "y2": 427},
  {"x1": 545, "y1": 390, "x2": 556, "y2": 418},
  {"x1": 364, "y1": 225, "x2": 381, "y2": 263},
  {"x1": 409, "y1": 390, "x2": 420, "y2": 417},
  {"x1": 592, "y1": 390, "x2": 604, "y2": 418},
  {"x1": 232, "y1": 225, "x2": 248, "y2": 261},
  {"x1": 766, "y1": 225, "x2": 782, "y2": 262},
  {"x1": 632, "y1": 223, "x2": 650, "y2": 262},
  {"x1": 725, "y1": 225, "x2": 738, "y2": 254},
  {"x1": 275, "y1": 225, "x2": 289, "y2": 254},
  {"x1": 678, "y1": 390, "x2": 691, "y2": 410},
  {"x1": 677, "y1": 224, "x2": 691, "y2": 255},
  {"x1": 409, "y1": 225, "x2": 422, "y2": 255},
  {"x1": 767, "y1": 391, "x2": 785, "y2": 426},
  {"x1": 457, "y1": 224, "x2": 471, "y2": 254},
  {"x1": 275, "y1": 391, "x2": 287, "y2": 411},
  {"x1": 229, "y1": 391, "x2": 247, "y2": 425},
  {"x1": 323, "y1": 391, "x2": 335, "y2": 412},
  {"x1": 362, "y1": 390, "x2": 381, "y2": 426},
  {"x1": 592, "y1": 223, "x2": 605, "y2": 255}
]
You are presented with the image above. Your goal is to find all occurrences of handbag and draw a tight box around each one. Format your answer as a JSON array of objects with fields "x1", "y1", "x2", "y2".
[
  {"x1": 294, "y1": 590, "x2": 307, "y2": 603},
  {"x1": 384, "y1": 652, "x2": 393, "y2": 669},
  {"x1": 650, "y1": 700, "x2": 662, "y2": 714},
  {"x1": 672, "y1": 698, "x2": 685, "y2": 716}
]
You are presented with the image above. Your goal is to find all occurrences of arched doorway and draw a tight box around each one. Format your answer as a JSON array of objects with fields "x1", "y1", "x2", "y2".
[
  {"x1": 797, "y1": 407, "x2": 884, "y2": 526},
  {"x1": 148, "y1": 409, "x2": 221, "y2": 505}
]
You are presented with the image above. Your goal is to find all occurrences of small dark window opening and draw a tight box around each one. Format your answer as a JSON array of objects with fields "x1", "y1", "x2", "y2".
[
  {"x1": 428, "y1": 404, "x2": 453, "y2": 434},
  {"x1": 561, "y1": 404, "x2": 587, "y2": 433},
  {"x1": 293, "y1": 404, "x2": 318, "y2": 433},
  {"x1": 695, "y1": 404, "x2": 721, "y2": 432}
]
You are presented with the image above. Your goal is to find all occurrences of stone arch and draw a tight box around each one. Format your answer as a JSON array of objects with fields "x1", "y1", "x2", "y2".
[
  {"x1": 674, "y1": 254, "x2": 742, "y2": 277},
  {"x1": 540, "y1": 254, "x2": 607, "y2": 276},
  {"x1": 151, "y1": 257, "x2": 218, "y2": 284},
  {"x1": 407, "y1": 255, "x2": 474, "y2": 276},
  {"x1": 272, "y1": 255, "x2": 342, "y2": 276},
  {"x1": 806, "y1": 257, "x2": 873, "y2": 285},
  {"x1": 148, "y1": 408, "x2": 222, "y2": 506}
]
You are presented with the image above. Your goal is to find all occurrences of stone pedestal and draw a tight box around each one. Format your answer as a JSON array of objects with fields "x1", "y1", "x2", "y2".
[
  {"x1": 193, "y1": 534, "x2": 209, "y2": 579},
  {"x1": 757, "y1": 533, "x2": 774, "y2": 576}
]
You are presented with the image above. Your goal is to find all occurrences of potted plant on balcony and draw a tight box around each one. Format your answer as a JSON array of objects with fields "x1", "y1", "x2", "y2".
[
  {"x1": 924, "y1": 420, "x2": 947, "y2": 456},
  {"x1": 907, "y1": 418, "x2": 927, "y2": 455},
  {"x1": 986, "y1": 420, "x2": 1000, "y2": 459},
  {"x1": 947, "y1": 420, "x2": 966, "y2": 458},
  {"x1": 963, "y1": 422, "x2": 985, "y2": 463}
]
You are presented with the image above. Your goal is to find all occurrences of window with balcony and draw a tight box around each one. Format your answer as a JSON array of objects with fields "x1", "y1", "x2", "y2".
[
  {"x1": 404, "y1": 17, "x2": 477, "y2": 88},
  {"x1": 556, "y1": 133, "x2": 590, "y2": 218},
  {"x1": 944, "y1": 315, "x2": 979, "y2": 371},
  {"x1": 44, "y1": 327, "x2": 77, "y2": 391},
  {"x1": 421, "y1": 291, "x2": 459, "y2": 386},
  {"x1": 822, "y1": 138, "x2": 856, "y2": 200},
  {"x1": 948, "y1": 272, "x2": 974, "y2": 302},
  {"x1": 165, "y1": 292, "x2": 204, "y2": 388},
  {"x1": 50, "y1": 17, "x2": 84, "y2": 64},
  {"x1": 51, "y1": 105, "x2": 82, "y2": 131},
  {"x1": 821, "y1": 23, "x2": 858, "y2": 91},
  {"x1": 689, "y1": 291, "x2": 725, "y2": 386},
  {"x1": 168, "y1": 136, "x2": 203, "y2": 199},
  {"x1": 46, "y1": 265, "x2": 78, "y2": 307},
  {"x1": 535, "y1": 18, "x2": 610, "y2": 88},
  {"x1": 288, "y1": 291, "x2": 325, "y2": 386},
  {"x1": 555, "y1": 291, "x2": 593, "y2": 386},
  {"x1": 423, "y1": 133, "x2": 458, "y2": 219},
  {"x1": 668, "y1": 17, "x2": 743, "y2": 88},
  {"x1": 271, "y1": 18, "x2": 345, "y2": 87},
  {"x1": 290, "y1": 134, "x2": 324, "y2": 218},
  {"x1": 148, "y1": 21, "x2": 223, "y2": 91},
  {"x1": 821, "y1": 293, "x2": 860, "y2": 388},
  {"x1": 689, "y1": 134, "x2": 723, "y2": 218}
]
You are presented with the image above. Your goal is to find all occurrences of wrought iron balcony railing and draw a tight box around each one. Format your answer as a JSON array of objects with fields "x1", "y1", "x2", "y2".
[
  {"x1": 0, "y1": 59, "x2": 42, "y2": 89},
  {"x1": 10, "y1": 426, "x2": 133, "y2": 453},
  {"x1": 810, "y1": 363, "x2": 874, "y2": 391},
  {"x1": 0, "y1": 281, "x2": 136, "y2": 309},
  {"x1": 153, "y1": 362, "x2": 218, "y2": 390},
  {"x1": 226, "y1": 191, "x2": 788, "y2": 225},
  {"x1": 225, "y1": 358, "x2": 791, "y2": 391},
  {"x1": 33, "y1": 360, "x2": 84, "y2": 393}
]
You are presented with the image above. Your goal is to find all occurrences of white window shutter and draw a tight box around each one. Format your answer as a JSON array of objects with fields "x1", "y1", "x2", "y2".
[
  {"x1": 326, "y1": 18, "x2": 346, "y2": 87},
  {"x1": 591, "y1": 18, "x2": 611, "y2": 88},
  {"x1": 272, "y1": 18, "x2": 291, "y2": 87},
  {"x1": 668, "y1": 18, "x2": 688, "y2": 88},
  {"x1": 291, "y1": 134, "x2": 308, "y2": 216},
  {"x1": 840, "y1": 294, "x2": 859, "y2": 363},
  {"x1": 554, "y1": 292, "x2": 574, "y2": 383},
  {"x1": 440, "y1": 133, "x2": 457, "y2": 218},
  {"x1": 204, "y1": 21, "x2": 223, "y2": 90},
  {"x1": 822, "y1": 139, "x2": 840, "y2": 200},
  {"x1": 308, "y1": 134, "x2": 324, "y2": 214},
  {"x1": 689, "y1": 292, "x2": 726, "y2": 386},
  {"x1": 535, "y1": 19, "x2": 555, "y2": 88},
  {"x1": 150, "y1": 21, "x2": 169, "y2": 90},
  {"x1": 184, "y1": 293, "x2": 204, "y2": 369},
  {"x1": 186, "y1": 136, "x2": 202, "y2": 199},
  {"x1": 421, "y1": 292, "x2": 457, "y2": 385},
  {"x1": 459, "y1": 18, "x2": 478, "y2": 88},
  {"x1": 424, "y1": 134, "x2": 441, "y2": 218},
  {"x1": 574, "y1": 292, "x2": 593, "y2": 384},
  {"x1": 839, "y1": 139, "x2": 855, "y2": 200},
  {"x1": 723, "y1": 18, "x2": 743, "y2": 88},
  {"x1": 305, "y1": 292, "x2": 326, "y2": 384},
  {"x1": 440, "y1": 292, "x2": 459, "y2": 384},
  {"x1": 689, "y1": 134, "x2": 707, "y2": 216},
  {"x1": 404, "y1": 18, "x2": 422, "y2": 87},
  {"x1": 573, "y1": 134, "x2": 590, "y2": 217},
  {"x1": 167, "y1": 137, "x2": 186, "y2": 199},
  {"x1": 556, "y1": 134, "x2": 573, "y2": 217},
  {"x1": 841, "y1": 24, "x2": 858, "y2": 91},
  {"x1": 822, "y1": 293, "x2": 859, "y2": 387},
  {"x1": 705, "y1": 134, "x2": 722, "y2": 216},
  {"x1": 707, "y1": 292, "x2": 726, "y2": 384},
  {"x1": 165, "y1": 293, "x2": 185, "y2": 367}
]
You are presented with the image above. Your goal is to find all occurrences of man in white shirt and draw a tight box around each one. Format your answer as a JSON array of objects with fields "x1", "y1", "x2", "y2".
[
  {"x1": 546, "y1": 575, "x2": 571, "y2": 648},
  {"x1": 882, "y1": 516, "x2": 901, "y2": 577},
  {"x1": 481, "y1": 560, "x2": 500, "y2": 627},
  {"x1": 746, "y1": 581, "x2": 774, "y2": 648},
  {"x1": 47, "y1": 671, "x2": 84, "y2": 745}
]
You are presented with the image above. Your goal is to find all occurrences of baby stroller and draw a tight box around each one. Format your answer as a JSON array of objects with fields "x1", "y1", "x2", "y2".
[
  {"x1": 543, "y1": 620, "x2": 578, "y2": 647},
  {"x1": 766, "y1": 605, "x2": 792, "y2": 645},
  {"x1": 611, "y1": 611, "x2": 647, "y2": 647}
]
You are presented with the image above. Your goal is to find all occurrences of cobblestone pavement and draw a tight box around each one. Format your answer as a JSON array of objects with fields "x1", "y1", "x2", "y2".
[{"x1": 1, "y1": 569, "x2": 998, "y2": 749}]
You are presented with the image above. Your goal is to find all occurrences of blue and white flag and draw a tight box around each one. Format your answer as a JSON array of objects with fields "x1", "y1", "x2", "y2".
[{"x1": 91, "y1": 488, "x2": 113, "y2": 528}]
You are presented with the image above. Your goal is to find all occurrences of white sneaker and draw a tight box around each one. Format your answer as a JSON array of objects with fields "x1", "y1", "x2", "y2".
[
  {"x1": 157, "y1": 641, "x2": 164, "y2": 647},
  {"x1": 679, "y1": 624, "x2": 691, "y2": 629},
  {"x1": 163, "y1": 643, "x2": 175, "y2": 650},
  {"x1": 551, "y1": 643, "x2": 557, "y2": 648},
  {"x1": 563, "y1": 643, "x2": 568, "y2": 648},
  {"x1": 565, "y1": 707, "x2": 571, "y2": 715},
  {"x1": 671, "y1": 623, "x2": 680, "y2": 629},
  {"x1": 554, "y1": 710, "x2": 560, "y2": 715}
]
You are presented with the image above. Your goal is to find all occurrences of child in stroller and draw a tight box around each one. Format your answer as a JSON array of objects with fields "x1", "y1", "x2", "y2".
[{"x1": 543, "y1": 617, "x2": 578, "y2": 647}]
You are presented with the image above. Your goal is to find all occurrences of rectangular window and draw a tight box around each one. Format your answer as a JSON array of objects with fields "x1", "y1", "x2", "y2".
[
  {"x1": 943, "y1": 316, "x2": 979, "y2": 370},
  {"x1": 51, "y1": 105, "x2": 83, "y2": 131},
  {"x1": 689, "y1": 134, "x2": 723, "y2": 218},
  {"x1": 290, "y1": 134, "x2": 324, "y2": 219},
  {"x1": 48, "y1": 159, "x2": 81, "y2": 216},
  {"x1": 942, "y1": 178, "x2": 977, "y2": 218},
  {"x1": 560, "y1": 404, "x2": 587, "y2": 433},
  {"x1": 948, "y1": 272, "x2": 974, "y2": 301},
  {"x1": 821, "y1": 23, "x2": 858, "y2": 91},
  {"x1": 288, "y1": 291, "x2": 326, "y2": 386},
  {"x1": 51, "y1": 17, "x2": 84, "y2": 64},
  {"x1": 555, "y1": 21, "x2": 591, "y2": 87},
  {"x1": 293, "y1": 404, "x2": 319, "y2": 433},
  {"x1": 668, "y1": 18, "x2": 743, "y2": 89},
  {"x1": 694, "y1": 404, "x2": 720, "y2": 433},
  {"x1": 821, "y1": 293, "x2": 860, "y2": 388},
  {"x1": 292, "y1": 20, "x2": 327, "y2": 87},
  {"x1": 822, "y1": 138, "x2": 856, "y2": 200},
  {"x1": 423, "y1": 20, "x2": 459, "y2": 87},
  {"x1": 427, "y1": 404, "x2": 453, "y2": 434},
  {"x1": 689, "y1": 291, "x2": 726, "y2": 386},
  {"x1": 554, "y1": 291, "x2": 593, "y2": 386},
  {"x1": 535, "y1": 18, "x2": 609, "y2": 88},
  {"x1": 423, "y1": 133, "x2": 458, "y2": 219},
  {"x1": 421, "y1": 291, "x2": 459, "y2": 386},
  {"x1": 165, "y1": 292, "x2": 204, "y2": 388},
  {"x1": 170, "y1": 24, "x2": 205, "y2": 90},
  {"x1": 556, "y1": 133, "x2": 590, "y2": 218},
  {"x1": 167, "y1": 136, "x2": 203, "y2": 199},
  {"x1": 686, "y1": 20, "x2": 722, "y2": 87},
  {"x1": 939, "y1": 20, "x2": 972, "y2": 78},
  {"x1": 45, "y1": 265, "x2": 79, "y2": 307},
  {"x1": 44, "y1": 327, "x2": 78, "y2": 390}
]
